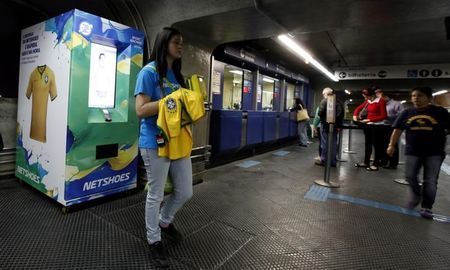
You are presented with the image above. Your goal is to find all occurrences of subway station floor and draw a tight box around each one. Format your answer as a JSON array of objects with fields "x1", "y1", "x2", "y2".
[{"x1": 1, "y1": 130, "x2": 450, "y2": 269}]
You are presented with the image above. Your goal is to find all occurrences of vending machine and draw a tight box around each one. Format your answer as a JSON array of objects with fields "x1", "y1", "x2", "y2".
[{"x1": 16, "y1": 9, "x2": 145, "y2": 207}]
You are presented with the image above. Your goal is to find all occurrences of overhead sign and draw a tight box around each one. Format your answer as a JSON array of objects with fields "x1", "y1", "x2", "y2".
[
  {"x1": 334, "y1": 64, "x2": 450, "y2": 80},
  {"x1": 223, "y1": 45, "x2": 309, "y2": 83},
  {"x1": 292, "y1": 73, "x2": 309, "y2": 83},
  {"x1": 223, "y1": 46, "x2": 265, "y2": 66}
]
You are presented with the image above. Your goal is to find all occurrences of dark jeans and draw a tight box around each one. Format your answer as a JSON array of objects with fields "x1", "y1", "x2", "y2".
[
  {"x1": 405, "y1": 155, "x2": 445, "y2": 209},
  {"x1": 320, "y1": 126, "x2": 338, "y2": 166},
  {"x1": 380, "y1": 125, "x2": 398, "y2": 167},
  {"x1": 363, "y1": 124, "x2": 385, "y2": 166}
]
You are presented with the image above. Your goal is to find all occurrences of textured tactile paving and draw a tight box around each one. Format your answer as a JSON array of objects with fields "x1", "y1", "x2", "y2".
[{"x1": 1, "y1": 130, "x2": 450, "y2": 269}]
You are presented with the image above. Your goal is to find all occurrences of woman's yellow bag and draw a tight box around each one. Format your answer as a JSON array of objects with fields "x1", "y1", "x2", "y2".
[{"x1": 296, "y1": 105, "x2": 310, "y2": 122}]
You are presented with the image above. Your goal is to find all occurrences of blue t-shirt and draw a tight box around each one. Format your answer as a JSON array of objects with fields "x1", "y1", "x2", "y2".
[
  {"x1": 393, "y1": 105, "x2": 450, "y2": 156},
  {"x1": 134, "y1": 62, "x2": 181, "y2": 149}
]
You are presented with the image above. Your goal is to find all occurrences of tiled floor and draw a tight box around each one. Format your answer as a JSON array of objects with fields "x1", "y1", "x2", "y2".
[{"x1": 1, "y1": 129, "x2": 449, "y2": 269}]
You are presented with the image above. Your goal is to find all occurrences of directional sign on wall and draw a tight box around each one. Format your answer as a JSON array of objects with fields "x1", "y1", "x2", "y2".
[{"x1": 334, "y1": 64, "x2": 450, "y2": 80}]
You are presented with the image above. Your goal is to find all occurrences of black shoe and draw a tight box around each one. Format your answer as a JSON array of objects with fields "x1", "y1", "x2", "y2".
[
  {"x1": 160, "y1": 223, "x2": 183, "y2": 242},
  {"x1": 149, "y1": 241, "x2": 169, "y2": 268},
  {"x1": 419, "y1": 208, "x2": 434, "y2": 219},
  {"x1": 314, "y1": 160, "x2": 325, "y2": 166},
  {"x1": 298, "y1": 143, "x2": 308, "y2": 147},
  {"x1": 354, "y1": 163, "x2": 368, "y2": 168}
]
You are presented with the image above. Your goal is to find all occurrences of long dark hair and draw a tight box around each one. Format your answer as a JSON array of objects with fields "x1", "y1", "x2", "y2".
[
  {"x1": 149, "y1": 27, "x2": 186, "y2": 89},
  {"x1": 295, "y1": 98, "x2": 305, "y2": 108}
]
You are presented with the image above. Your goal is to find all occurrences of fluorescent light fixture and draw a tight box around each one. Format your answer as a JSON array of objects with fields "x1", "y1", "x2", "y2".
[
  {"x1": 277, "y1": 34, "x2": 338, "y2": 82},
  {"x1": 263, "y1": 77, "x2": 275, "y2": 83},
  {"x1": 432, "y1": 90, "x2": 449, "y2": 96},
  {"x1": 400, "y1": 100, "x2": 406, "y2": 104},
  {"x1": 344, "y1": 89, "x2": 351, "y2": 95},
  {"x1": 229, "y1": 70, "x2": 243, "y2": 75}
]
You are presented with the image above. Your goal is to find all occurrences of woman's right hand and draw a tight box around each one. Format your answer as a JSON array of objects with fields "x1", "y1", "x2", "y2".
[{"x1": 353, "y1": 115, "x2": 358, "y2": 121}]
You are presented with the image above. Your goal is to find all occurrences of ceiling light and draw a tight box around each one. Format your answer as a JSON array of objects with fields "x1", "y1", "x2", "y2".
[
  {"x1": 432, "y1": 90, "x2": 449, "y2": 96},
  {"x1": 277, "y1": 34, "x2": 338, "y2": 82},
  {"x1": 400, "y1": 100, "x2": 406, "y2": 104},
  {"x1": 229, "y1": 70, "x2": 243, "y2": 75},
  {"x1": 263, "y1": 77, "x2": 274, "y2": 83},
  {"x1": 345, "y1": 89, "x2": 351, "y2": 95}
]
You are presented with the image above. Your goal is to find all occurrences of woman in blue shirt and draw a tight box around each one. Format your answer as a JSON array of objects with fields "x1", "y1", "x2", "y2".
[{"x1": 134, "y1": 27, "x2": 191, "y2": 268}]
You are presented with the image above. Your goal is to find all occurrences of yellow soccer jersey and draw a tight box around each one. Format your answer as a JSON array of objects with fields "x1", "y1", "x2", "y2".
[
  {"x1": 180, "y1": 88, "x2": 205, "y2": 124},
  {"x1": 157, "y1": 88, "x2": 204, "y2": 160},
  {"x1": 26, "y1": 65, "x2": 57, "y2": 143}
]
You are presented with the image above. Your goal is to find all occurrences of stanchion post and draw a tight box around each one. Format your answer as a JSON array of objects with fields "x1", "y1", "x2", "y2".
[
  {"x1": 315, "y1": 94, "x2": 339, "y2": 188},
  {"x1": 337, "y1": 128, "x2": 346, "y2": 162},
  {"x1": 324, "y1": 124, "x2": 333, "y2": 181},
  {"x1": 344, "y1": 121, "x2": 356, "y2": 154}
]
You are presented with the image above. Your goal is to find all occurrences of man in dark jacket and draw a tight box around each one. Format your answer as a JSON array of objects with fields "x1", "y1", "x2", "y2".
[{"x1": 316, "y1": 87, "x2": 344, "y2": 166}]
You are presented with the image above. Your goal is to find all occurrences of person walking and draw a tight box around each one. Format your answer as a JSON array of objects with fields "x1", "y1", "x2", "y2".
[
  {"x1": 135, "y1": 27, "x2": 192, "y2": 268},
  {"x1": 387, "y1": 87, "x2": 450, "y2": 219}
]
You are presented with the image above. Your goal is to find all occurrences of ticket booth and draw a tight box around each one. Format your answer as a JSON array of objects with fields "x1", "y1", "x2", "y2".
[{"x1": 15, "y1": 9, "x2": 145, "y2": 207}]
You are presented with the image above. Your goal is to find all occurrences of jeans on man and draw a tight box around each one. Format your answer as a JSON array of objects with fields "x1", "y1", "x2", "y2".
[
  {"x1": 320, "y1": 126, "x2": 338, "y2": 166},
  {"x1": 404, "y1": 155, "x2": 445, "y2": 209}
]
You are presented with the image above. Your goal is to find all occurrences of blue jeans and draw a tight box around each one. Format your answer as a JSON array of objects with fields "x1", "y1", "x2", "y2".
[
  {"x1": 297, "y1": 121, "x2": 309, "y2": 145},
  {"x1": 405, "y1": 155, "x2": 445, "y2": 209},
  {"x1": 140, "y1": 148, "x2": 193, "y2": 244},
  {"x1": 320, "y1": 127, "x2": 338, "y2": 166}
]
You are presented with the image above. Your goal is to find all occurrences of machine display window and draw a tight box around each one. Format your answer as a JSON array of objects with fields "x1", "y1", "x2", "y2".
[{"x1": 88, "y1": 43, "x2": 117, "y2": 109}]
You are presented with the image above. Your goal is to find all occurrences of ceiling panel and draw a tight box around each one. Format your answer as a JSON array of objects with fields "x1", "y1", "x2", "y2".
[{"x1": 174, "y1": 0, "x2": 450, "y2": 79}]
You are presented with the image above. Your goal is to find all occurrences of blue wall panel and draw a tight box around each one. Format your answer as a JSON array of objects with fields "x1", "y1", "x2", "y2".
[
  {"x1": 289, "y1": 111, "x2": 298, "y2": 137},
  {"x1": 210, "y1": 110, "x2": 242, "y2": 154},
  {"x1": 263, "y1": 112, "x2": 277, "y2": 142},
  {"x1": 279, "y1": 111, "x2": 290, "y2": 139},
  {"x1": 246, "y1": 111, "x2": 264, "y2": 145}
]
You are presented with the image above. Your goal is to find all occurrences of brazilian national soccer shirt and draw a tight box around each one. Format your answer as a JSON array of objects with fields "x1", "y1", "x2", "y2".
[{"x1": 26, "y1": 65, "x2": 57, "y2": 143}]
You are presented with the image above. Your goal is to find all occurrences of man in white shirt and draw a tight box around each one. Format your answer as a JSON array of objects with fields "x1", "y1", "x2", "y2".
[{"x1": 375, "y1": 88, "x2": 403, "y2": 169}]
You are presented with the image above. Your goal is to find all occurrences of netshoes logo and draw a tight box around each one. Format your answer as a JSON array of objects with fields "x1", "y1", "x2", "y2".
[
  {"x1": 17, "y1": 165, "x2": 40, "y2": 183},
  {"x1": 82, "y1": 172, "x2": 131, "y2": 191}
]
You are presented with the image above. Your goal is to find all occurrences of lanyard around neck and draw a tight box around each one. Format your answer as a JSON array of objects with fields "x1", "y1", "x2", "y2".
[{"x1": 148, "y1": 65, "x2": 177, "y2": 97}]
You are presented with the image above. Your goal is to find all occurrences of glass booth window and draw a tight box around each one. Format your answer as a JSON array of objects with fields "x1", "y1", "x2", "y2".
[
  {"x1": 286, "y1": 83, "x2": 295, "y2": 110},
  {"x1": 262, "y1": 76, "x2": 275, "y2": 111},
  {"x1": 223, "y1": 66, "x2": 243, "y2": 110}
]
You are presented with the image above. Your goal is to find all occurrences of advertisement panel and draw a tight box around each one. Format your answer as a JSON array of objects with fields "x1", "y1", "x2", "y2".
[
  {"x1": 16, "y1": 9, "x2": 144, "y2": 206},
  {"x1": 16, "y1": 16, "x2": 71, "y2": 201}
]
